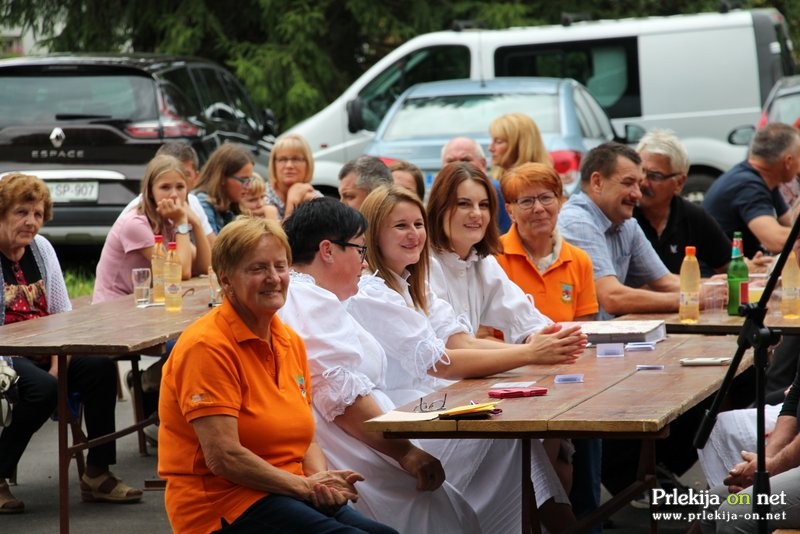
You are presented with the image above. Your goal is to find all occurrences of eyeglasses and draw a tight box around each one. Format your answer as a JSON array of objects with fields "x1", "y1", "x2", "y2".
[
  {"x1": 276, "y1": 156, "x2": 307, "y2": 165},
  {"x1": 413, "y1": 393, "x2": 447, "y2": 413},
  {"x1": 228, "y1": 175, "x2": 253, "y2": 186},
  {"x1": 332, "y1": 240, "x2": 368, "y2": 262},
  {"x1": 515, "y1": 193, "x2": 558, "y2": 210},
  {"x1": 644, "y1": 170, "x2": 681, "y2": 182}
]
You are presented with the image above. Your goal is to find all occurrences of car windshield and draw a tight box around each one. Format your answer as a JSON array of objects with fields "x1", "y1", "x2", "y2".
[
  {"x1": 382, "y1": 92, "x2": 560, "y2": 141},
  {"x1": 769, "y1": 92, "x2": 800, "y2": 125},
  {"x1": 0, "y1": 74, "x2": 158, "y2": 126}
]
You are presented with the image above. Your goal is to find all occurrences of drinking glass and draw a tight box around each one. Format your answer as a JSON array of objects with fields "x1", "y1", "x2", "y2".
[{"x1": 131, "y1": 268, "x2": 152, "y2": 307}]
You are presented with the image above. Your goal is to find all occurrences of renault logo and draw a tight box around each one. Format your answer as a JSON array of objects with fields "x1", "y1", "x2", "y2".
[{"x1": 50, "y1": 128, "x2": 66, "y2": 148}]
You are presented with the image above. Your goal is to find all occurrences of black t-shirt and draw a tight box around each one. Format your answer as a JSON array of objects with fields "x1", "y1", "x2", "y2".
[
  {"x1": 634, "y1": 195, "x2": 731, "y2": 277},
  {"x1": 702, "y1": 161, "x2": 788, "y2": 258}
]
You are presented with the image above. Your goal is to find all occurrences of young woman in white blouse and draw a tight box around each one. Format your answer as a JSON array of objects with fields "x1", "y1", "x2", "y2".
[
  {"x1": 278, "y1": 198, "x2": 481, "y2": 534},
  {"x1": 425, "y1": 162, "x2": 580, "y2": 493},
  {"x1": 346, "y1": 185, "x2": 585, "y2": 533}
]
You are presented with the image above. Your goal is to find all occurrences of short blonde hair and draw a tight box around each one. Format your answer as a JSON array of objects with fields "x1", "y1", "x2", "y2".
[
  {"x1": 246, "y1": 172, "x2": 266, "y2": 198},
  {"x1": 268, "y1": 133, "x2": 314, "y2": 190},
  {"x1": 212, "y1": 216, "x2": 291, "y2": 279}
]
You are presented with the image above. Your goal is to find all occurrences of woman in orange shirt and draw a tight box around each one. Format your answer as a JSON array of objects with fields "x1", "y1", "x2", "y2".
[{"x1": 157, "y1": 217, "x2": 396, "y2": 534}]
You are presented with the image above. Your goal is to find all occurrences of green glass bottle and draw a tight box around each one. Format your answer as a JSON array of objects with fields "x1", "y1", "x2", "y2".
[{"x1": 727, "y1": 231, "x2": 749, "y2": 315}]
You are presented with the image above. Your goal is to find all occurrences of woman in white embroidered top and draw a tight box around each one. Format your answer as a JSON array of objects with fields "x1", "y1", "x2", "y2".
[
  {"x1": 426, "y1": 161, "x2": 556, "y2": 343},
  {"x1": 346, "y1": 185, "x2": 585, "y2": 533},
  {"x1": 278, "y1": 198, "x2": 481, "y2": 533},
  {"x1": 425, "y1": 161, "x2": 580, "y2": 494}
]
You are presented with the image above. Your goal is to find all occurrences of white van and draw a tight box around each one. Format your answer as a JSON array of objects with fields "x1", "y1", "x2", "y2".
[{"x1": 289, "y1": 8, "x2": 793, "y2": 199}]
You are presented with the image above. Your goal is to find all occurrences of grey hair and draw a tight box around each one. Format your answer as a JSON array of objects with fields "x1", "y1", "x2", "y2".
[
  {"x1": 440, "y1": 136, "x2": 486, "y2": 160},
  {"x1": 750, "y1": 122, "x2": 800, "y2": 163},
  {"x1": 338, "y1": 155, "x2": 392, "y2": 191},
  {"x1": 636, "y1": 129, "x2": 689, "y2": 174}
]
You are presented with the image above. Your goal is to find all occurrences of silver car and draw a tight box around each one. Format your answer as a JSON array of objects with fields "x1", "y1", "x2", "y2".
[{"x1": 365, "y1": 77, "x2": 639, "y2": 196}]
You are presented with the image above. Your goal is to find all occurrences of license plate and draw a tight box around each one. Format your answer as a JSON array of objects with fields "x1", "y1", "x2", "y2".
[{"x1": 46, "y1": 181, "x2": 99, "y2": 202}]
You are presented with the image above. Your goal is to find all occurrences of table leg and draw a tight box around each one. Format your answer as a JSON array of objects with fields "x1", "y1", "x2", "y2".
[
  {"x1": 521, "y1": 438, "x2": 542, "y2": 534},
  {"x1": 636, "y1": 438, "x2": 658, "y2": 534},
  {"x1": 58, "y1": 354, "x2": 70, "y2": 534}
]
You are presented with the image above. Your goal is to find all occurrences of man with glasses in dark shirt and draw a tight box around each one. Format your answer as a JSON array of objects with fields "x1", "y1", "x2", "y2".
[{"x1": 633, "y1": 129, "x2": 731, "y2": 276}]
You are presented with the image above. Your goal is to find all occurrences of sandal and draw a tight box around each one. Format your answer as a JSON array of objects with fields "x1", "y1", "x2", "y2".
[
  {"x1": 0, "y1": 481, "x2": 24, "y2": 514},
  {"x1": 80, "y1": 472, "x2": 142, "y2": 503}
]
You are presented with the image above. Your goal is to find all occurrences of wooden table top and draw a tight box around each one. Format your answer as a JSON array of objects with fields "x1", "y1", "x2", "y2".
[
  {"x1": 621, "y1": 306, "x2": 800, "y2": 335},
  {"x1": 0, "y1": 276, "x2": 215, "y2": 356},
  {"x1": 365, "y1": 334, "x2": 749, "y2": 438}
]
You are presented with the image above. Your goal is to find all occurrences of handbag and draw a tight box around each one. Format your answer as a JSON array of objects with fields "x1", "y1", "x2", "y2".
[{"x1": 0, "y1": 357, "x2": 18, "y2": 427}]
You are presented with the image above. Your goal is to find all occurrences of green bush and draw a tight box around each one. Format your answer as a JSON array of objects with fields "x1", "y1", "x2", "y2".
[{"x1": 63, "y1": 268, "x2": 95, "y2": 299}]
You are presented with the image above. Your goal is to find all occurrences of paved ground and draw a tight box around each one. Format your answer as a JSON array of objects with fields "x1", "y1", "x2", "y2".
[{"x1": 2, "y1": 357, "x2": 706, "y2": 533}]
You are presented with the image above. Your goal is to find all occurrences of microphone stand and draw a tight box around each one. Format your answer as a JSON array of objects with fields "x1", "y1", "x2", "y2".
[{"x1": 694, "y1": 214, "x2": 800, "y2": 534}]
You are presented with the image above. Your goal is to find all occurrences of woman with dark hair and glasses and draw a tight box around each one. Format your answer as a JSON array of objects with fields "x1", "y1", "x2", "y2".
[
  {"x1": 194, "y1": 143, "x2": 255, "y2": 233},
  {"x1": 279, "y1": 198, "x2": 480, "y2": 533},
  {"x1": 346, "y1": 185, "x2": 584, "y2": 533}
]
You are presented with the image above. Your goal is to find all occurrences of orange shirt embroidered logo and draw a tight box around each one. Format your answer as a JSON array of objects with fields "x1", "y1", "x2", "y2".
[
  {"x1": 561, "y1": 283, "x2": 574, "y2": 304},
  {"x1": 295, "y1": 375, "x2": 307, "y2": 397}
]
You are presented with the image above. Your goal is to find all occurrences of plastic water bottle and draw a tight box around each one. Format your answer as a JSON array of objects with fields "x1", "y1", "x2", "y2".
[
  {"x1": 727, "y1": 232, "x2": 748, "y2": 316},
  {"x1": 164, "y1": 241, "x2": 182, "y2": 312},
  {"x1": 782, "y1": 250, "x2": 800, "y2": 318},
  {"x1": 679, "y1": 246, "x2": 701, "y2": 324},
  {"x1": 151, "y1": 235, "x2": 166, "y2": 303}
]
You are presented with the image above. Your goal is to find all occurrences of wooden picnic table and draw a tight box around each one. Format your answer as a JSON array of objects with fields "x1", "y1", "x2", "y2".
[
  {"x1": 0, "y1": 276, "x2": 214, "y2": 534},
  {"x1": 365, "y1": 334, "x2": 751, "y2": 534},
  {"x1": 621, "y1": 306, "x2": 800, "y2": 336}
]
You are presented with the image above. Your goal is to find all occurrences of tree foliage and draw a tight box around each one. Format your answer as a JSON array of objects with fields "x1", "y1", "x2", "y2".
[{"x1": 1, "y1": 0, "x2": 798, "y2": 131}]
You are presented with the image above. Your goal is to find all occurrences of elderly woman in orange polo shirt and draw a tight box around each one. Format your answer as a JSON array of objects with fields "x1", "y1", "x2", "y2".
[
  {"x1": 157, "y1": 217, "x2": 396, "y2": 534},
  {"x1": 495, "y1": 162, "x2": 598, "y2": 322}
]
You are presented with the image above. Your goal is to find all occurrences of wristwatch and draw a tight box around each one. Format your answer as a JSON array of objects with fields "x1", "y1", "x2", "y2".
[{"x1": 176, "y1": 223, "x2": 191, "y2": 235}]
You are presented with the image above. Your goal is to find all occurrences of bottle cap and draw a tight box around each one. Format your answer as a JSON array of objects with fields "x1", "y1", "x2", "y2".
[
  {"x1": 685, "y1": 246, "x2": 696, "y2": 256},
  {"x1": 154, "y1": 235, "x2": 163, "y2": 244},
  {"x1": 167, "y1": 241, "x2": 177, "y2": 250}
]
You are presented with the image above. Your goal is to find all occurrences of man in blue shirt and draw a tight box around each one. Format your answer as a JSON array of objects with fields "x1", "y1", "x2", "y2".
[
  {"x1": 558, "y1": 142, "x2": 681, "y2": 320},
  {"x1": 703, "y1": 122, "x2": 800, "y2": 257}
]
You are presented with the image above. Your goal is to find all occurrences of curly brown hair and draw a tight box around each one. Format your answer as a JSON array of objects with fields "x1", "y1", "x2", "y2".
[{"x1": 0, "y1": 173, "x2": 53, "y2": 222}]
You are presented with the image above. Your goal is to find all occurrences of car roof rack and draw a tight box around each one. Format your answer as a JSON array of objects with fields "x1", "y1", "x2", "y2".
[{"x1": 451, "y1": 19, "x2": 488, "y2": 32}]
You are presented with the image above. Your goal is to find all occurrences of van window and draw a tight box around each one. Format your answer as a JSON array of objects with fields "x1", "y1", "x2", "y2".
[
  {"x1": 357, "y1": 45, "x2": 470, "y2": 131},
  {"x1": 494, "y1": 38, "x2": 641, "y2": 119}
]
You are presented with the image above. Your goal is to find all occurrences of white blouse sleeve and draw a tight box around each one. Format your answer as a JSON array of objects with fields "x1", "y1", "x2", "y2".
[
  {"x1": 477, "y1": 256, "x2": 552, "y2": 343},
  {"x1": 346, "y1": 275, "x2": 451, "y2": 381},
  {"x1": 278, "y1": 280, "x2": 375, "y2": 422}
]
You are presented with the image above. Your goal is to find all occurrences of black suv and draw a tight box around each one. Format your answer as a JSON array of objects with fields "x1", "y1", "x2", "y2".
[{"x1": 0, "y1": 54, "x2": 276, "y2": 244}]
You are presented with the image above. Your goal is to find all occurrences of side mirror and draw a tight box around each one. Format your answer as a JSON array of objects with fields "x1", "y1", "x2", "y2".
[
  {"x1": 261, "y1": 108, "x2": 279, "y2": 137},
  {"x1": 728, "y1": 125, "x2": 756, "y2": 146},
  {"x1": 346, "y1": 98, "x2": 366, "y2": 134},
  {"x1": 623, "y1": 124, "x2": 646, "y2": 145}
]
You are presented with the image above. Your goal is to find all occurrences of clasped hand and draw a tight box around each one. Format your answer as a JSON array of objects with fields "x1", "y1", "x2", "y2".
[
  {"x1": 306, "y1": 469, "x2": 363, "y2": 514},
  {"x1": 525, "y1": 323, "x2": 587, "y2": 364}
]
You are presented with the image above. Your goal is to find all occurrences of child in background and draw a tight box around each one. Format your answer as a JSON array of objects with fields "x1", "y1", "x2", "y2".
[{"x1": 241, "y1": 173, "x2": 279, "y2": 219}]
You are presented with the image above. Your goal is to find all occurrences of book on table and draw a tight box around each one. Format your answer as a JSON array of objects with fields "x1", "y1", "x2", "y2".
[{"x1": 562, "y1": 320, "x2": 666, "y2": 344}]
